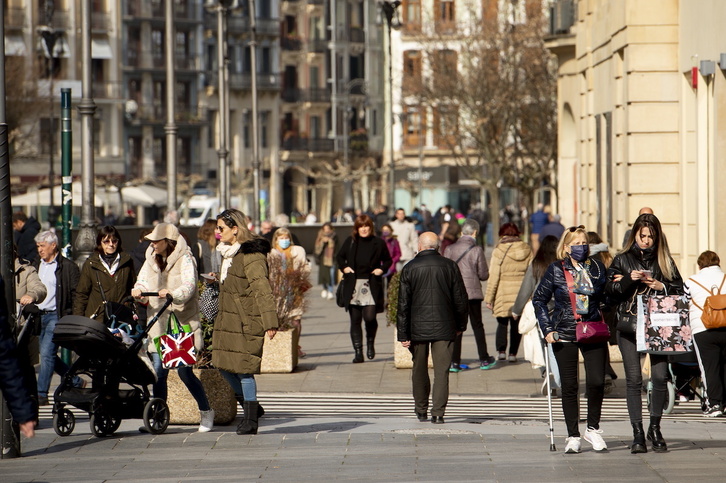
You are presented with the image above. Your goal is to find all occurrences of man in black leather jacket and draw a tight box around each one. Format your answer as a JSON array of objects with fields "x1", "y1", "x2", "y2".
[{"x1": 397, "y1": 232, "x2": 468, "y2": 424}]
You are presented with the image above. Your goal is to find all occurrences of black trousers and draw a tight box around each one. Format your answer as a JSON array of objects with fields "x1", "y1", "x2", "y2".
[
  {"x1": 552, "y1": 341, "x2": 607, "y2": 437},
  {"x1": 452, "y1": 300, "x2": 489, "y2": 364},
  {"x1": 411, "y1": 340, "x2": 454, "y2": 417},
  {"x1": 495, "y1": 316, "x2": 521, "y2": 355},
  {"x1": 694, "y1": 328, "x2": 726, "y2": 407}
]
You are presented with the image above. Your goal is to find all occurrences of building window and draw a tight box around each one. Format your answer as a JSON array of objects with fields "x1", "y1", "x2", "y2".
[
  {"x1": 260, "y1": 46, "x2": 271, "y2": 74},
  {"x1": 177, "y1": 136, "x2": 191, "y2": 176},
  {"x1": 403, "y1": 106, "x2": 425, "y2": 148},
  {"x1": 403, "y1": 0, "x2": 421, "y2": 33},
  {"x1": 151, "y1": 29, "x2": 164, "y2": 64},
  {"x1": 482, "y1": 0, "x2": 498, "y2": 23},
  {"x1": 93, "y1": 117, "x2": 101, "y2": 155},
  {"x1": 243, "y1": 111, "x2": 251, "y2": 148},
  {"x1": 435, "y1": 0, "x2": 456, "y2": 33},
  {"x1": 310, "y1": 116, "x2": 321, "y2": 139},
  {"x1": 208, "y1": 110, "x2": 215, "y2": 148},
  {"x1": 433, "y1": 49, "x2": 457, "y2": 91},
  {"x1": 403, "y1": 50, "x2": 422, "y2": 95},
  {"x1": 433, "y1": 105, "x2": 458, "y2": 148},
  {"x1": 128, "y1": 136, "x2": 142, "y2": 179},
  {"x1": 261, "y1": 111, "x2": 269, "y2": 149},
  {"x1": 153, "y1": 137, "x2": 165, "y2": 177}
]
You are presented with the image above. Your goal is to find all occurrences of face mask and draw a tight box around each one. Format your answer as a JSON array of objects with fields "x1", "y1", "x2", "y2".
[
  {"x1": 569, "y1": 244, "x2": 589, "y2": 262},
  {"x1": 278, "y1": 239, "x2": 291, "y2": 250},
  {"x1": 381, "y1": 231, "x2": 391, "y2": 238}
]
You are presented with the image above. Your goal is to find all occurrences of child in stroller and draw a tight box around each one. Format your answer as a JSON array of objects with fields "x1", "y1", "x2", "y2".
[{"x1": 51, "y1": 293, "x2": 173, "y2": 437}]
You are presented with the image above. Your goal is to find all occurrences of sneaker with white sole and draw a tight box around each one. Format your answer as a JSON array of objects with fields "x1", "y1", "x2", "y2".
[
  {"x1": 703, "y1": 405, "x2": 723, "y2": 417},
  {"x1": 199, "y1": 409, "x2": 215, "y2": 432},
  {"x1": 564, "y1": 436, "x2": 581, "y2": 454},
  {"x1": 322, "y1": 289, "x2": 329, "y2": 299},
  {"x1": 584, "y1": 427, "x2": 607, "y2": 451}
]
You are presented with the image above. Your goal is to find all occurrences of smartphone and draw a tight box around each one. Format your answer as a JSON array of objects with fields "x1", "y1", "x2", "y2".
[
  {"x1": 200, "y1": 273, "x2": 216, "y2": 281},
  {"x1": 642, "y1": 270, "x2": 652, "y2": 279}
]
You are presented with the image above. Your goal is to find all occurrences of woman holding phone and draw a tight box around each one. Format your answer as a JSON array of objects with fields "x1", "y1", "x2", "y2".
[{"x1": 606, "y1": 213, "x2": 683, "y2": 454}]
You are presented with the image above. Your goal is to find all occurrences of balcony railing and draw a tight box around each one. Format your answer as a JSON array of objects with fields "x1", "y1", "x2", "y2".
[
  {"x1": 336, "y1": 28, "x2": 365, "y2": 43},
  {"x1": 136, "y1": 104, "x2": 203, "y2": 123},
  {"x1": 282, "y1": 137, "x2": 334, "y2": 152},
  {"x1": 281, "y1": 37, "x2": 302, "y2": 51},
  {"x1": 175, "y1": 53, "x2": 198, "y2": 70},
  {"x1": 229, "y1": 73, "x2": 281, "y2": 90},
  {"x1": 282, "y1": 88, "x2": 331, "y2": 103},
  {"x1": 38, "y1": 9, "x2": 70, "y2": 29},
  {"x1": 227, "y1": 16, "x2": 280, "y2": 36},
  {"x1": 92, "y1": 12, "x2": 110, "y2": 31},
  {"x1": 92, "y1": 82, "x2": 122, "y2": 99}
]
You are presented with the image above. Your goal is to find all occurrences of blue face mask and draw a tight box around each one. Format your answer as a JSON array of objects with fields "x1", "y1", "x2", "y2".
[
  {"x1": 569, "y1": 244, "x2": 589, "y2": 262},
  {"x1": 278, "y1": 239, "x2": 291, "y2": 250}
]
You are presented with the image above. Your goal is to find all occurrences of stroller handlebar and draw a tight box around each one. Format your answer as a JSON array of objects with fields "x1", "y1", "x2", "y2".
[{"x1": 139, "y1": 292, "x2": 174, "y2": 303}]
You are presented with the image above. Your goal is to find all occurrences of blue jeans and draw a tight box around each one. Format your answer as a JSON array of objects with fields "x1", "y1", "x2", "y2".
[
  {"x1": 38, "y1": 312, "x2": 81, "y2": 398},
  {"x1": 150, "y1": 352, "x2": 210, "y2": 411},
  {"x1": 324, "y1": 266, "x2": 336, "y2": 294},
  {"x1": 220, "y1": 370, "x2": 257, "y2": 401}
]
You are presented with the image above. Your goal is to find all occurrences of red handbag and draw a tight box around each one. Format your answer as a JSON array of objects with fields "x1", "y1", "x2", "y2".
[
  {"x1": 154, "y1": 313, "x2": 197, "y2": 369},
  {"x1": 562, "y1": 262, "x2": 610, "y2": 344}
]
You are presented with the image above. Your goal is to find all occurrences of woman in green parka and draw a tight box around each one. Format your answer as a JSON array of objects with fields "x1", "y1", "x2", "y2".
[
  {"x1": 212, "y1": 209, "x2": 278, "y2": 435},
  {"x1": 74, "y1": 226, "x2": 136, "y2": 324}
]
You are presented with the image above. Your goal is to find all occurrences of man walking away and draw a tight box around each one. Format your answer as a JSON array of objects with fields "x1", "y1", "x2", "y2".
[
  {"x1": 444, "y1": 219, "x2": 494, "y2": 371},
  {"x1": 397, "y1": 232, "x2": 468, "y2": 424},
  {"x1": 13, "y1": 211, "x2": 41, "y2": 262}
]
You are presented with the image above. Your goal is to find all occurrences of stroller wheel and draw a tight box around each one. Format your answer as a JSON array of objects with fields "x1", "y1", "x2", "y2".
[
  {"x1": 143, "y1": 398, "x2": 170, "y2": 435},
  {"x1": 90, "y1": 410, "x2": 121, "y2": 437},
  {"x1": 647, "y1": 380, "x2": 676, "y2": 415},
  {"x1": 53, "y1": 408, "x2": 75, "y2": 436}
]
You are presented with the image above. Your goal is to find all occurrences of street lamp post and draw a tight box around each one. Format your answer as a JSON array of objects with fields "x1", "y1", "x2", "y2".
[
  {"x1": 248, "y1": 0, "x2": 261, "y2": 230},
  {"x1": 75, "y1": 0, "x2": 97, "y2": 264},
  {"x1": 164, "y1": 0, "x2": 177, "y2": 213},
  {"x1": 380, "y1": 1, "x2": 401, "y2": 215}
]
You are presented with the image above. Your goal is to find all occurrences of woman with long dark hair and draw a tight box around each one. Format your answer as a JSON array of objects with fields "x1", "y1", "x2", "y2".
[
  {"x1": 132, "y1": 223, "x2": 213, "y2": 433},
  {"x1": 74, "y1": 226, "x2": 136, "y2": 321},
  {"x1": 336, "y1": 215, "x2": 392, "y2": 363},
  {"x1": 606, "y1": 213, "x2": 683, "y2": 453}
]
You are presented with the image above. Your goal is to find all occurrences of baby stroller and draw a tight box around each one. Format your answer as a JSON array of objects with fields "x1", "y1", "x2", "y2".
[
  {"x1": 646, "y1": 352, "x2": 706, "y2": 415},
  {"x1": 51, "y1": 293, "x2": 173, "y2": 437}
]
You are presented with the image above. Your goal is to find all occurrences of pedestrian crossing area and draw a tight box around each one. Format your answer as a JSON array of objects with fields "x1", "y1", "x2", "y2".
[{"x1": 39, "y1": 393, "x2": 717, "y2": 423}]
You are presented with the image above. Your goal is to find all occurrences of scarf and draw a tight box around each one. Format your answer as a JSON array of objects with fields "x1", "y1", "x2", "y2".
[
  {"x1": 217, "y1": 242, "x2": 240, "y2": 283},
  {"x1": 100, "y1": 252, "x2": 120, "y2": 276}
]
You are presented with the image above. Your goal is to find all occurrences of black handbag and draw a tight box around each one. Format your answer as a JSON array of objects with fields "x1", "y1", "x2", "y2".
[{"x1": 335, "y1": 282, "x2": 345, "y2": 308}]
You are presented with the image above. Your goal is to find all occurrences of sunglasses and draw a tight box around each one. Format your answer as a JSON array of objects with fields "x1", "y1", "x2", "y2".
[
  {"x1": 101, "y1": 239, "x2": 119, "y2": 245},
  {"x1": 567, "y1": 225, "x2": 586, "y2": 233}
]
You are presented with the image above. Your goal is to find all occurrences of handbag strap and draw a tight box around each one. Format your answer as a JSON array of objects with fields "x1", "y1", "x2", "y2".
[
  {"x1": 455, "y1": 244, "x2": 476, "y2": 264},
  {"x1": 688, "y1": 274, "x2": 726, "y2": 310},
  {"x1": 562, "y1": 261, "x2": 581, "y2": 322}
]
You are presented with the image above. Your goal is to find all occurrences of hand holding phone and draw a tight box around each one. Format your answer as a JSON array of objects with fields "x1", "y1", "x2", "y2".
[{"x1": 641, "y1": 270, "x2": 652, "y2": 279}]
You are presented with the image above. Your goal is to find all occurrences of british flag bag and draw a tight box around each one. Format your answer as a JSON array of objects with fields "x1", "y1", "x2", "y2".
[{"x1": 154, "y1": 312, "x2": 197, "y2": 369}]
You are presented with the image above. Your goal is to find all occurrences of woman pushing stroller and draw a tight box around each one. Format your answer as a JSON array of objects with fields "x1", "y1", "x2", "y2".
[{"x1": 131, "y1": 223, "x2": 214, "y2": 433}]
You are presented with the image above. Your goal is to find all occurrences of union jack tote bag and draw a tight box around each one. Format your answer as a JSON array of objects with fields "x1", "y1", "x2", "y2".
[{"x1": 155, "y1": 312, "x2": 197, "y2": 369}]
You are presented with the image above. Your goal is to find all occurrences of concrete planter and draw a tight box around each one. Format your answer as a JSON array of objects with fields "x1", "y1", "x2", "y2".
[
  {"x1": 261, "y1": 327, "x2": 300, "y2": 373},
  {"x1": 393, "y1": 329, "x2": 433, "y2": 369},
  {"x1": 167, "y1": 367, "x2": 237, "y2": 425}
]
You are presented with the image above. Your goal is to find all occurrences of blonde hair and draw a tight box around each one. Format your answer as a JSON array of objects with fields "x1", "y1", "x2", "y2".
[
  {"x1": 216, "y1": 209, "x2": 257, "y2": 244},
  {"x1": 271, "y1": 227, "x2": 294, "y2": 248},
  {"x1": 556, "y1": 226, "x2": 588, "y2": 260}
]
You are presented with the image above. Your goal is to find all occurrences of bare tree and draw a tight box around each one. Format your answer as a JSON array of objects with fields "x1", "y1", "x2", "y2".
[
  {"x1": 5, "y1": 56, "x2": 46, "y2": 156},
  {"x1": 411, "y1": 4, "x2": 557, "y2": 236}
]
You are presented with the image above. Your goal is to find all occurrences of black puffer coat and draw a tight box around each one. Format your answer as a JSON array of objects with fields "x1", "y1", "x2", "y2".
[
  {"x1": 605, "y1": 245, "x2": 684, "y2": 333},
  {"x1": 336, "y1": 235, "x2": 392, "y2": 313},
  {"x1": 532, "y1": 256, "x2": 608, "y2": 342},
  {"x1": 397, "y1": 250, "x2": 469, "y2": 342}
]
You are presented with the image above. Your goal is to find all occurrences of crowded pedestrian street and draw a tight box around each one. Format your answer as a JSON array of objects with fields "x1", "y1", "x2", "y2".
[{"x1": 5, "y1": 263, "x2": 726, "y2": 482}]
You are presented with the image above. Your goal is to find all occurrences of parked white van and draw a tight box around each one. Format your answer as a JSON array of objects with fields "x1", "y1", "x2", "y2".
[{"x1": 179, "y1": 196, "x2": 219, "y2": 226}]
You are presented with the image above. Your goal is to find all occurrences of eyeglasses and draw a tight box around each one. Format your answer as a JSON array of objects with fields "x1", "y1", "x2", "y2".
[
  {"x1": 567, "y1": 225, "x2": 586, "y2": 233},
  {"x1": 101, "y1": 239, "x2": 119, "y2": 245}
]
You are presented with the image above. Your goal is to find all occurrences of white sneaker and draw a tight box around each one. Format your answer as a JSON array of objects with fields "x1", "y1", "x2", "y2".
[
  {"x1": 199, "y1": 409, "x2": 214, "y2": 432},
  {"x1": 584, "y1": 427, "x2": 607, "y2": 452},
  {"x1": 322, "y1": 289, "x2": 328, "y2": 299},
  {"x1": 564, "y1": 436, "x2": 581, "y2": 454}
]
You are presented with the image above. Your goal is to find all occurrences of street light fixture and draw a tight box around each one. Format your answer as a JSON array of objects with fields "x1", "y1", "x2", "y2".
[{"x1": 379, "y1": 1, "x2": 402, "y2": 215}]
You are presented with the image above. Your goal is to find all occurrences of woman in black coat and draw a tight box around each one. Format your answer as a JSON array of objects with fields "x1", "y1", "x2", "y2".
[
  {"x1": 606, "y1": 213, "x2": 683, "y2": 454},
  {"x1": 532, "y1": 225, "x2": 608, "y2": 454},
  {"x1": 336, "y1": 215, "x2": 392, "y2": 363}
]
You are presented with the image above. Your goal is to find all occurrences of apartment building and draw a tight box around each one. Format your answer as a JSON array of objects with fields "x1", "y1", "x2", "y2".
[{"x1": 547, "y1": 0, "x2": 726, "y2": 272}]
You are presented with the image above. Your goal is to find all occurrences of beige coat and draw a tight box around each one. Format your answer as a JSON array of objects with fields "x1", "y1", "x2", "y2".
[
  {"x1": 15, "y1": 259, "x2": 47, "y2": 307},
  {"x1": 484, "y1": 239, "x2": 533, "y2": 317},
  {"x1": 133, "y1": 236, "x2": 201, "y2": 352}
]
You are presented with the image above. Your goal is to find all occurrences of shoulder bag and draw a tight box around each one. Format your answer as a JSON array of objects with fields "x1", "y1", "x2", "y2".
[{"x1": 562, "y1": 262, "x2": 610, "y2": 344}]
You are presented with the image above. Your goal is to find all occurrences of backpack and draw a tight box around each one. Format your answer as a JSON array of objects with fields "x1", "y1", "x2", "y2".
[{"x1": 689, "y1": 275, "x2": 726, "y2": 329}]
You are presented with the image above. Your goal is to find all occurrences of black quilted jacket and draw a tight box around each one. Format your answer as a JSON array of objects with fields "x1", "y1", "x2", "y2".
[{"x1": 532, "y1": 256, "x2": 608, "y2": 342}]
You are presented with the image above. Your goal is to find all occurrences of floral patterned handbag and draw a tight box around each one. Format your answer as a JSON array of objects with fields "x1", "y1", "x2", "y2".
[{"x1": 636, "y1": 294, "x2": 692, "y2": 354}]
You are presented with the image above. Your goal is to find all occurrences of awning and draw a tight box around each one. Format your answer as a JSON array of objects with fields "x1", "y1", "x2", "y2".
[
  {"x1": 12, "y1": 183, "x2": 105, "y2": 208},
  {"x1": 107, "y1": 185, "x2": 168, "y2": 207},
  {"x1": 38, "y1": 36, "x2": 70, "y2": 59},
  {"x1": 5, "y1": 35, "x2": 26, "y2": 56},
  {"x1": 92, "y1": 38, "x2": 112, "y2": 59}
]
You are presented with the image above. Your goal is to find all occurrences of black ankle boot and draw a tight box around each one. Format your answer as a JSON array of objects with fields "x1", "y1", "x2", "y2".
[
  {"x1": 353, "y1": 344, "x2": 364, "y2": 363},
  {"x1": 631, "y1": 422, "x2": 647, "y2": 454},
  {"x1": 647, "y1": 417, "x2": 667, "y2": 452},
  {"x1": 237, "y1": 401, "x2": 259, "y2": 435},
  {"x1": 366, "y1": 337, "x2": 375, "y2": 359},
  {"x1": 236, "y1": 396, "x2": 265, "y2": 418}
]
